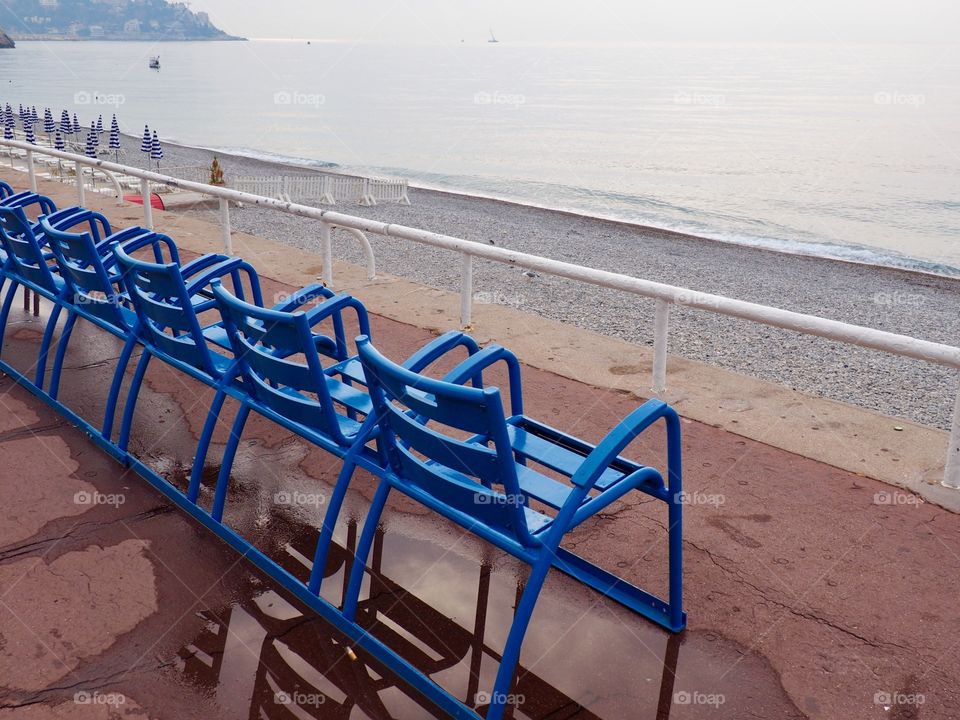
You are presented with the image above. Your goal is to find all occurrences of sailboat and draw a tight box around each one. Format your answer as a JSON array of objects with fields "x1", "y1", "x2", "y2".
[{"x1": 488, "y1": 28, "x2": 498, "y2": 43}]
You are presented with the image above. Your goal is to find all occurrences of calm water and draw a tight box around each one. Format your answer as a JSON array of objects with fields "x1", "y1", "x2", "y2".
[{"x1": 4, "y1": 39, "x2": 960, "y2": 272}]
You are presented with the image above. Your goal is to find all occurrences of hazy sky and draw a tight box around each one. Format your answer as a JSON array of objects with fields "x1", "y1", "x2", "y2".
[{"x1": 188, "y1": 0, "x2": 959, "y2": 43}]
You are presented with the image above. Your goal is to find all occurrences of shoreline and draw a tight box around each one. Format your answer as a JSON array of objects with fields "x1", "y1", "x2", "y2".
[
  {"x1": 160, "y1": 137, "x2": 960, "y2": 281},
  {"x1": 111, "y1": 133, "x2": 960, "y2": 429}
]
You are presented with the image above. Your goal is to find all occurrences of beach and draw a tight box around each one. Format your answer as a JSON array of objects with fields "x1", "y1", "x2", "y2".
[{"x1": 122, "y1": 135, "x2": 960, "y2": 429}]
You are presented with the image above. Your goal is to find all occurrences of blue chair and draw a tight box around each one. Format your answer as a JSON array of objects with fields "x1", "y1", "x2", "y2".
[
  {"x1": 112, "y1": 243, "x2": 264, "y2": 465},
  {"x1": 114, "y1": 245, "x2": 349, "y2": 499},
  {"x1": 337, "y1": 335, "x2": 685, "y2": 720},
  {"x1": 0, "y1": 185, "x2": 59, "y2": 216},
  {"x1": 38, "y1": 218, "x2": 183, "y2": 427},
  {"x1": 0, "y1": 203, "x2": 114, "y2": 391},
  {"x1": 208, "y1": 279, "x2": 376, "y2": 522}
]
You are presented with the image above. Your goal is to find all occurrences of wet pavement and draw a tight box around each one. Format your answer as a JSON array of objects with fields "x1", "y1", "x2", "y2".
[{"x1": 0, "y1": 253, "x2": 958, "y2": 719}]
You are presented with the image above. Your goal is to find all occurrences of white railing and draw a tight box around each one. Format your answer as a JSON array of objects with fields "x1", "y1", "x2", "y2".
[
  {"x1": 4, "y1": 138, "x2": 959, "y2": 489},
  {"x1": 231, "y1": 172, "x2": 410, "y2": 206}
]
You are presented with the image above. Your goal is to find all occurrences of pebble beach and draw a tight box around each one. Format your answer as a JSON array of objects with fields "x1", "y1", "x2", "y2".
[{"x1": 122, "y1": 135, "x2": 960, "y2": 430}]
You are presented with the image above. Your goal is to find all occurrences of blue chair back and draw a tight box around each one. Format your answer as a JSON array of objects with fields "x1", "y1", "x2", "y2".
[
  {"x1": 113, "y1": 244, "x2": 219, "y2": 377},
  {"x1": 0, "y1": 205, "x2": 61, "y2": 292},
  {"x1": 40, "y1": 220, "x2": 175, "y2": 330},
  {"x1": 357, "y1": 336, "x2": 537, "y2": 546},
  {"x1": 0, "y1": 181, "x2": 12, "y2": 199},
  {"x1": 212, "y1": 281, "x2": 351, "y2": 442}
]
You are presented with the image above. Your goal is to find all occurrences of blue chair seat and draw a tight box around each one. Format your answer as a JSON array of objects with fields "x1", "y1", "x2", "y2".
[
  {"x1": 506, "y1": 419, "x2": 643, "y2": 493},
  {"x1": 326, "y1": 356, "x2": 366, "y2": 385}
]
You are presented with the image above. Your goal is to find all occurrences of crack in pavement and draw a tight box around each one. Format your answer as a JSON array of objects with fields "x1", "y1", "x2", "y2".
[
  {"x1": 0, "y1": 506, "x2": 174, "y2": 563},
  {"x1": 0, "y1": 659, "x2": 177, "y2": 709},
  {"x1": 685, "y1": 539, "x2": 915, "y2": 653}
]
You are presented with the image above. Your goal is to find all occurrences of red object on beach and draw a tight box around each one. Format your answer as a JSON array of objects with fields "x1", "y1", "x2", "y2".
[{"x1": 123, "y1": 193, "x2": 165, "y2": 211}]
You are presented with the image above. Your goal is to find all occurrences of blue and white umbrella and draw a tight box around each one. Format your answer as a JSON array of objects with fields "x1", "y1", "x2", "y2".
[
  {"x1": 84, "y1": 123, "x2": 98, "y2": 158},
  {"x1": 24, "y1": 121, "x2": 36, "y2": 145},
  {"x1": 31, "y1": 106, "x2": 38, "y2": 124},
  {"x1": 109, "y1": 115, "x2": 121, "y2": 162},
  {"x1": 140, "y1": 124, "x2": 152, "y2": 166},
  {"x1": 72, "y1": 113, "x2": 81, "y2": 135},
  {"x1": 59, "y1": 109, "x2": 72, "y2": 135},
  {"x1": 54, "y1": 131, "x2": 65, "y2": 151},
  {"x1": 3, "y1": 119, "x2": 13, "y2": 142},
  {"x1": 43, "y1": 108, "x2": 56, "y2": 144},
  {"x1": 96, "y1": 114, "x2": 104, "y2": 134},
  {"x1": 150, "y1": 130, "x2": 163, "y2": 168}
]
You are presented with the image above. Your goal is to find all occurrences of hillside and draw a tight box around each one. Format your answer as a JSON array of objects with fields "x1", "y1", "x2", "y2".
[{"x1": 0, "y1": 0, "x2": 240, "y2": 41}]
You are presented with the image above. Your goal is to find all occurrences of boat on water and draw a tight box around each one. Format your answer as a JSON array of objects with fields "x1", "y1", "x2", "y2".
[
  {"x1": 149, "y1": 56, "x2": 160, "y2": 69},
  {"x1": 488, "y1": 28, "x2": 498, "y2": 43}
]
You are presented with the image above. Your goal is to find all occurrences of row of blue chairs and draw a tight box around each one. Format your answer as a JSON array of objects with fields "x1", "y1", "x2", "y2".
[{"x1": 0, "y1": 186, "x2": 685, "y2": 720}]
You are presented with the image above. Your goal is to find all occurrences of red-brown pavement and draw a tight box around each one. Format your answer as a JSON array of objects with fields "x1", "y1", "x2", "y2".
[{"x1": 0, "y1": 194, "x2": 957, "y2": 719}]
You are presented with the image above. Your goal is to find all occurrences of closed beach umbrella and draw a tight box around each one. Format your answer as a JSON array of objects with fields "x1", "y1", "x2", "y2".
[
  {"x1": 84, "y1": 125, "x2": 98, "y2": 158},
  {"x1": 54, "y1": 131, "x2": 65, "y2": 151},
  {"x1": 43, "y1": 108, "x2": 55, "y2": 144},
  {"x1": 25, "y1": 122, "x2": 36, "y2": 145},
  {"x1": 31, "y1": 106, "x2": 38, "y2": 123},
  {"x1": 109, "y1": 115, "x2": 120, "y2": 162},
  {"x1": 59, "y1": 109, "x2": 71, "y2": 134},
  {"x1": 150, "y1": 130, "x2": 163, "y2": 169},
  {"x1": 3, "y1": 119, "x2": 13, "y2": 141},
  {"x1": 72, "y1": 113, "x2": 81, "y2": 135},
  {"x1": 96, "y1": 114, "x2": 104, "y2": 134},
  {"x1": 140, "y1": 125, "x2": 152, "y2": 167}
]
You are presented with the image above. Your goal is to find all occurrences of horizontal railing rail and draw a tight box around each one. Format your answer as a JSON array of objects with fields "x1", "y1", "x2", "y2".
[{"x1": 3, "y1": 137, "x2": 958, "y2": 489}]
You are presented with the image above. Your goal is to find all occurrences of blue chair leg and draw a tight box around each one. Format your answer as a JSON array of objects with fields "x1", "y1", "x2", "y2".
[
  {"x1": 0, "y1": 279, "x2": 21, "y2": 358},
  {"x1": 102, "y1": 336, "x2": 138, "y2": 442},
  {"x1": 485, "y1": 552, "x2": 554, "y2": 720},
  {"x1": 34, "y1": 301, "x2": 63, "y2": 390},
  {"x1": 308, "y1": 416, "x2": 379, "y2": 595},
  {"x1": 48, "y1": 310, "x2": 78, "y2": 400},
  {"x1": 341, "y1": 480, "x2": 392, "y2": 620},
  {"x1": 205, "y1": 403, "x2": 251, "y2": 518},
  {"x1": 186, "y1": 387, "x2": 228, "y2": 502},
  {"x1": 668, "y1": 487, "x2": 684, "y2": 630},
  {"x1": 118, "y1": 350, "x2": 152, "y2": 452}
]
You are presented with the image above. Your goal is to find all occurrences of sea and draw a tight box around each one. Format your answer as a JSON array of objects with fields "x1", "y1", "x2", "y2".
[{"x1": 2, "y1": 39, "x2": 959, "y2": 274}]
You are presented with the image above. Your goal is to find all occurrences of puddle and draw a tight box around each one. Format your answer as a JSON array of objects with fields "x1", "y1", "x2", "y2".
[{"x1": 174, "y1": 498, "x2": 803, "y2": 719}]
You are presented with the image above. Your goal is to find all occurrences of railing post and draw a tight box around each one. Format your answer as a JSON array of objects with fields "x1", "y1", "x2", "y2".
[
  {"x1": 26, "y1": 149, "x2": 37, "y2": 192},
  {"x1": 460, "y1": 253, "x2": 473, "y2": 329},
  {"x1": 320, "y1": 221, "x2": 333, "y2": 286},
  {"x1": 652, "y1": 298, "x2": 671, "y2": 395},
  {"x1": 140, "y1": 178, "x2": 153, "y2": 230},
  {"x1": 219, "y1": 198, "x2": 232, "y2": 254},
  {"x1": 75, "y1": 160, "x2": 85, "y2": 206},
  {"x1": 943, "y1": 381, "x2": 960, "y2": 489}
]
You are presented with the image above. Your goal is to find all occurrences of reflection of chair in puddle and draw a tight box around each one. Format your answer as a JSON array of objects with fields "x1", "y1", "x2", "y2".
[
  {"x1": 353, "y1": 530, "x2": 476, "y2": 678},
  {"x1": 177, "y1": 528, "x2": 682, "y2": 720},
  {"x1": 178, "y1": 527, "x2": 670, "y2": 719},
  {"x1": 346, "y1": 531, "x2": 682, "y2": 719},
  {"x1": 267, "y1": 508, "x2": 356, "y2": 592}
]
